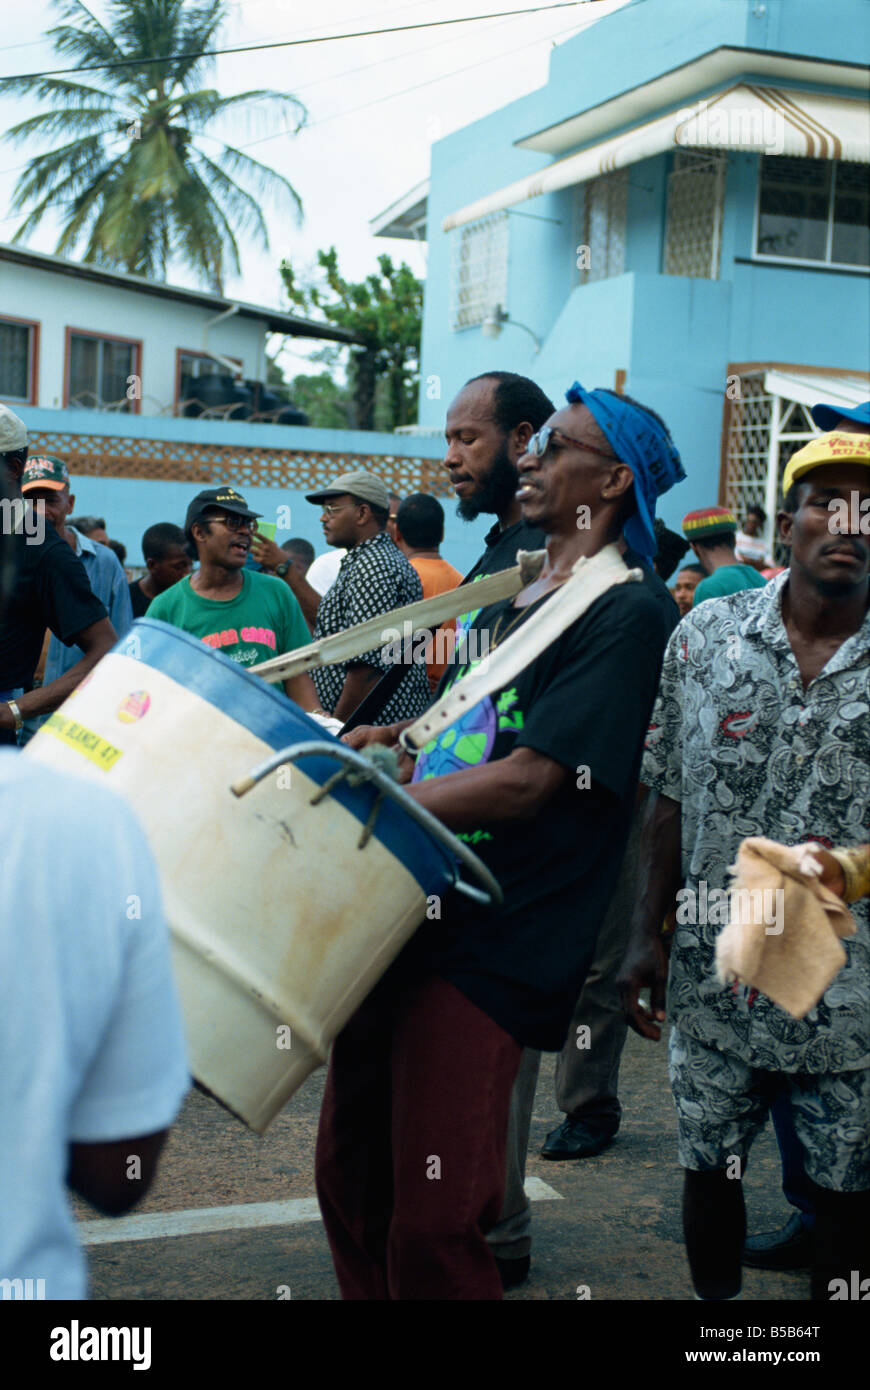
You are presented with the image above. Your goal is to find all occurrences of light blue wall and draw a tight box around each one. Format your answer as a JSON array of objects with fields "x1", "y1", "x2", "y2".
[
  {"x1": 419, "y1": 0, "x2": 870, "y2": 513},
  {"x1": 14, "y1": 406, "x2": 490, "y2": 578}
]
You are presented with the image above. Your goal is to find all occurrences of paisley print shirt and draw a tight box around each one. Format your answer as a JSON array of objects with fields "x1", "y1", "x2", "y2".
[{"x1": 643, "y1": 572, "x2": 869, "y2": 1073}]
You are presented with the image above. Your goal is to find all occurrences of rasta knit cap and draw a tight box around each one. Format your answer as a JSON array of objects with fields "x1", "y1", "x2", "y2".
[{"x1": 682, "y1": 506, "x2": 737, "y2": 541}]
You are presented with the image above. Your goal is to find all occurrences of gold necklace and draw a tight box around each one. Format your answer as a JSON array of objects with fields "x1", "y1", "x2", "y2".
[{"x1": 489, "y1": 593, "x2": 550, "y2": 650}]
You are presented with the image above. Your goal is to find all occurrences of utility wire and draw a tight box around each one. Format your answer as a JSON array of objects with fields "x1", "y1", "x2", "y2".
[{"x1": 1, "y1": 3, "x2": 600, "y2": 81}]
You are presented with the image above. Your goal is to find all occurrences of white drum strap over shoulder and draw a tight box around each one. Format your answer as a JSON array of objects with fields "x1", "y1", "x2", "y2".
[{"x1": 401, "y1": 544, "x2": 642, "y2": 754}]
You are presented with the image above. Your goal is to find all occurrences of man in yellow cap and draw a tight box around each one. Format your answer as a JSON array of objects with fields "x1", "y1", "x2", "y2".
[{"x1": 619, "y1": 430, "x2": 869, "y2": 1302}]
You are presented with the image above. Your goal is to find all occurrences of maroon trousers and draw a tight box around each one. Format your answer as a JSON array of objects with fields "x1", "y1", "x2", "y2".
[{"x1": 315, "y1": 973, "x2": 523, "y2": 1300}]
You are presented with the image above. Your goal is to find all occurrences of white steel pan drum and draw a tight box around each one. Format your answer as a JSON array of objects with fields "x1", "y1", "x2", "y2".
[{"x1": 24, "y1": 619, "x2": 501, "y2": 1133}]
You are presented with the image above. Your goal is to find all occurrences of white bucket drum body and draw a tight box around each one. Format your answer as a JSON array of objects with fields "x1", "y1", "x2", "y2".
[{"x1": 24, "y1": 619, "x2": 479, "y2": 1133}]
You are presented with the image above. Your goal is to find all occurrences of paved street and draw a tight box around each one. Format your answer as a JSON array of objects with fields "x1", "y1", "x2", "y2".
[{"x1": 75, "y1": 1027, "x2": 811, "y2": 1303}]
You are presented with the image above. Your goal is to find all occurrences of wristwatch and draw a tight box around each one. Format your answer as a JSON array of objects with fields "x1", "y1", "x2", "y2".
[
  {"x1": 275, "y1": 560, "x2": 291, "y2": 578},
  {"x1": 6, "y1": 700, "x2": 24, "y2": 733}
]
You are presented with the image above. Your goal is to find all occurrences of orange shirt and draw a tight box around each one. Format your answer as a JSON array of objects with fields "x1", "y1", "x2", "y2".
[{"x1": 410, "y1": 555, "x2": 463, "y2": 692}]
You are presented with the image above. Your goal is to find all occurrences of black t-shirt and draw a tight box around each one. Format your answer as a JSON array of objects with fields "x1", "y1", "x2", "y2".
[
  {"x1": 623, "y1": 545, "x2": 680, "y2": 638},
  {"x1": 128, "y1": 580, "x2": 151, "y2": 619},
  {"x1": 462, "y1": 518, "x2": 548, "y2": 586},
  {"x1": 401, "y1": 572, "x2": 669, "y2": 1051},
  {"x1": 0, "y1": 523, "x2": 107, "y2": 691}
]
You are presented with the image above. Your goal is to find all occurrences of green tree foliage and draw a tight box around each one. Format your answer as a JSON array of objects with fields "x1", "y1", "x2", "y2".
[
  {"x1": 280, "y1": 247, "x2": 422, "y2": 431},
  {"x1": 266, "y1": 356, "x2": 353, "y2": 429},
  {"x1": 1, "y1": 0, "x2": 306, "y2": 291}
]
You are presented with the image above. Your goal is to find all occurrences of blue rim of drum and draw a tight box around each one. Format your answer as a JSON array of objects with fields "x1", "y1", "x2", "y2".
[{"x1": 119, "y1": 619, "x2": 460, "y2": 897}]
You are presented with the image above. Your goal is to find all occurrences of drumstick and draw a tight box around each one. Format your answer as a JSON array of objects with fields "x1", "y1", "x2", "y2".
[{"x1": 249, "y1": 551, "x2": 546, "y2": 684}]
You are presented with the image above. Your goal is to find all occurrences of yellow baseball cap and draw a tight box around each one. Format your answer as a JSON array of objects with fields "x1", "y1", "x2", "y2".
[{"x1": 782, "y1": 432, "x2": 870, "y2": 496}]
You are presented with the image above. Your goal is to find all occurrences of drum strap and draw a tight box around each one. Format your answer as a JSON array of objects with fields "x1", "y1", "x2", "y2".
[
  {"x1": 249, "y1": 549, "x2": 547, "y2": 684},
  {"x1": 400, "y1": 545, "x2": 642, "y2": 753}
]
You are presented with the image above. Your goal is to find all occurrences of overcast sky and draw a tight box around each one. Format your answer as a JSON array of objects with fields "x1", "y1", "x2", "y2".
[{"x1": 0, "y1": 0, "x2": 631, "y2": 375}]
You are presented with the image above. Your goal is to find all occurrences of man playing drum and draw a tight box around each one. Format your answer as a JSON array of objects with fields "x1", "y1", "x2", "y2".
[{"x1": 316, "y1": 384, "x2": 685, "y2": 1299}]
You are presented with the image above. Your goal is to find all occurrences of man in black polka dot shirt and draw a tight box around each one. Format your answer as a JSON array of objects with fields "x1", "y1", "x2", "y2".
[{"x1": 307, "y1": 471, "x2": 429, "y2": 725}]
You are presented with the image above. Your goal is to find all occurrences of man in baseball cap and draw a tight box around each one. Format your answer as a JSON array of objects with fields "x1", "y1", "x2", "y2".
[
  {"x1": 621, "y1": 421, "x2": 870, "y2": 1305},
  {"x1": 18, "y1": 458, "x2": 132, "y2": 742},
  {"x1": 183, "y1": 486, "x2": 261, "y2": 540},
  {"x1": 782, "y1": 430, "x2": 870, "y2": 497},
  {"x1": 0, "y1": 412, "x2": 116, "y2": 744},
  {"x1": 298, "y1": 470, "x2": 430, "y2": 726},
  {"x1": 148, "y1": 485, "x2": 321, "y2": 713},
  {"x1": 681, "y1": 505, "x2": 767, "y2": 607}
]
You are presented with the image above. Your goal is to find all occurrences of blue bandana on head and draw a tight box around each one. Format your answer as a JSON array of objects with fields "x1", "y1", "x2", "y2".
[{"x1": 565, "y1": 382, "x2": 686, "y2": 558}]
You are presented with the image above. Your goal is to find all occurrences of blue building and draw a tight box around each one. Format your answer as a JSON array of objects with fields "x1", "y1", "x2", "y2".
[{"x1": 375, "y1": 0, "x2": 870, "y2": 546}]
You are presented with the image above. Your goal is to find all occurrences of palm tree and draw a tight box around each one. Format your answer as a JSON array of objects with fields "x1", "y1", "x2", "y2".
[{"x1": 1, "y1": 0, "x2": 306, "y2": 291}]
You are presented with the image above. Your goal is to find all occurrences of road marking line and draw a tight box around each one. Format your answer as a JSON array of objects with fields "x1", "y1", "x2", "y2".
[
  {"x1": 78, "y1": 1198, "x2": 322, "y2": 1246},
  {"x1": 78, "y1": 1178, "x2": 562, "y2": 1246},
  {"x1": 524, "y1": 1176, "x2": 563, "y2": 1202}
]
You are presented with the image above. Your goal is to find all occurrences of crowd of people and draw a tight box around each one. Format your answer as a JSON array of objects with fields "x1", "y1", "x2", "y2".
[{"x1": 0, "y1": 377, "x2": 867, "y2": 1303}]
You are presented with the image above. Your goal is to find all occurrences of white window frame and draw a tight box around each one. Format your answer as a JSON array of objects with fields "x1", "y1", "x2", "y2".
[
  {"x1": 449, "y1": 212, "x2": 509, "y2": 331},
  {"x1": 753, "y1": 155, "x2": 870, "y2": 274}
]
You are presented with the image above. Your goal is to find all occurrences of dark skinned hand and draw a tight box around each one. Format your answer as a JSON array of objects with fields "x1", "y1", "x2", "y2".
[{"x1": 616, "y1": 931, "x2": 669, "y2": 1041}]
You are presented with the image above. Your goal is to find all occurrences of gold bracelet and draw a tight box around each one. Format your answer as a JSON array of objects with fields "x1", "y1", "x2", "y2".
[{"x1": 829, "y1": 845, "x2": 870, "y2": 904}]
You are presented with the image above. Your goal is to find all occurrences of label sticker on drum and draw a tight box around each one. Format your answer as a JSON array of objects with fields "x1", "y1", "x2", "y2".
[
  {"x1": 43, "y1": 713, "x2": 123, "y2": 771},
  {"x1": 117, "y1": 690, "x2": 151, "y2": 723}
]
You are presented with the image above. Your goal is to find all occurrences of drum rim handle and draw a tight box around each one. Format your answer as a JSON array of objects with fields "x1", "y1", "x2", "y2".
[{"x1": 230, "y1": 739, "x2": 503, "y2": 908}]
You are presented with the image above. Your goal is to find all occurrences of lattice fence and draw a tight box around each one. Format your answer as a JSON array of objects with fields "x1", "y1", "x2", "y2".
[
  {"x1": 664, "y1": 149, "x2": 726, "y2": 279},
  {"x1": 25, "y1": 429, "x2": 453, "y2": 498},
  {"x1": 722, "y1": 374, "x2": 774, "y2": 518},
  {"x1": 722, "y1": 373, "x2": 819, "y2": 564}
]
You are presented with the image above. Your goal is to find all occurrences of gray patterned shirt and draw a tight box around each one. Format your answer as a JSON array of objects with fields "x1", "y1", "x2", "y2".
[
  {"x1": 312, "y1": 531, "x2": 430, "y2": 725},
  {"x1": 643, "y1": 572, "x2": 869, "y2": 1073}
]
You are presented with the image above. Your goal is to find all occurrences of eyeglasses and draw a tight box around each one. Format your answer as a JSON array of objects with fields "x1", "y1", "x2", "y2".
[
  {"x1": 209, "y1": 513, "x2": 256, "y2": 532},
  {"x1": 525, "y1": 425, "x2": 617, "y2": 464},
  {"x1": 321, "y1": 502, "x2": 357, "y2": 517}
]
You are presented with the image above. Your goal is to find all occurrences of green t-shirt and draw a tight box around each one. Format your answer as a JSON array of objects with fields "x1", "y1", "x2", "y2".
[
  {"x1": 693, "y1": 563, "x2": 768, "y2": 607},
  {"x1": 146, "y1": 569, "x2": 310, "y2": 671}
]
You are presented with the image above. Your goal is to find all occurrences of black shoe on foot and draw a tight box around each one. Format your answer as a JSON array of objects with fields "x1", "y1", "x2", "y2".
[
  {"x1": 742, "y1": 1212, "x2": 813, "y2": 1270},
  {"x1": 494, "y1": 1254, "x2": 531, "y2": 1291},
  {"x1": 540, "y1": 1117, "x2": 617, "y2": 1160}
]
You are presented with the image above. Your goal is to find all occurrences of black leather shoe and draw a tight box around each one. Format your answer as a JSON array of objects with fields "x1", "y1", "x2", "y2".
[
  {"x1": 494, "y1": 1254, "x2": 530, "y2": 1291},
  {"x1": 540, "y1": 1117, "x2": 617, "y2": 1160},
  {"x1": 742, "y1": 1212, "x2": 813, "y2": 1270}
]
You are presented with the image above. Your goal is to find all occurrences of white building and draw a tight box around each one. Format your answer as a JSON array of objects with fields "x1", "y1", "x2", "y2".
[{"x1": 0, "y1": 243, "x2": 356, "y2": 418}]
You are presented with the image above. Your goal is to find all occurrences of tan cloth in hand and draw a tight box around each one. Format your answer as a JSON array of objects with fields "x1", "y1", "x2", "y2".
[{"x1": 715, "y1": 837, "x2": 857, "y2": 1019}]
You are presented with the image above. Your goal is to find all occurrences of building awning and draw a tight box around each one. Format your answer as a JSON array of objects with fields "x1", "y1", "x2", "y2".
[
  {"x1": 370, "y1": 179, "x2": 429, "y2": 241},
  {"x1": 763, "y1": 369, "x2": 870, "y2": 415},
  {"x1": 443, "y1": 85, "x2": 870, "y2": 232}
]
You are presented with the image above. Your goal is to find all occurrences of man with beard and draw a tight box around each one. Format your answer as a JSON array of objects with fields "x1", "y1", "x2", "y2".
[
  {"x1": 618, "y1": 430, "x2": 870, "y2": 1302},
  {"x1": 447, "y1": 372, "x2": 554, "y2": 584}
]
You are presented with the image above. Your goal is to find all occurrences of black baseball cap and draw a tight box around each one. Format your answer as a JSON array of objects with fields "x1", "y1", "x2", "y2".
[{"x1": 184, "y1": 487, "x2": 261, "y2": 539}]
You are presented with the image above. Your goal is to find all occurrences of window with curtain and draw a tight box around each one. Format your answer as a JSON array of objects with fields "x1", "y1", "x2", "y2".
[
  {"x1": 68, "y1": 332, "x2": 138, "y2": 409},
  {"x1": 0, "y1": 319, "x2": 35, "y2": 402},
  {"x1": 755, "y1": 156, "x2": 869, "y2": 268}
]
